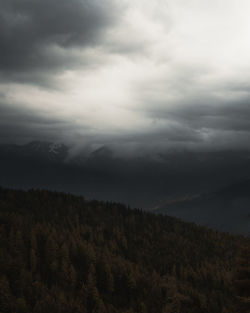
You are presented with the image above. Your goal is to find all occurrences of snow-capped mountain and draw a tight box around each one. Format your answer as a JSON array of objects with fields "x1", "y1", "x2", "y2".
[
  {"x1": 0, "y1": 141, "x2": 69, "y2": 162},
  {"x1": 48, "y1": 142, "x2": 64, "y2": 154}
]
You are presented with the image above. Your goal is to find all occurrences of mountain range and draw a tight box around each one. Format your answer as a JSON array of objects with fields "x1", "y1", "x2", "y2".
[{"x1": 0, "y1": 140, "x2": 250, "y2": 235}]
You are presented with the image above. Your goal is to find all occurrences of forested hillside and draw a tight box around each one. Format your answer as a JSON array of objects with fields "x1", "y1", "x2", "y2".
[{"x1": 0, "y1": 188, "x2": 249, "y2": 313}]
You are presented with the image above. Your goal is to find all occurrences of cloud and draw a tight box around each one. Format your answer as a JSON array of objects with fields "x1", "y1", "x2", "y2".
[
  {"x1": 0, "y1": 100, "x2": 72, "y2": 144},
  {"x1": 1, "y1": 0, "x2": 250, "y2": 154},
  {"x1": 0, "y1": 0, "x2": 119, "y2": 83}
]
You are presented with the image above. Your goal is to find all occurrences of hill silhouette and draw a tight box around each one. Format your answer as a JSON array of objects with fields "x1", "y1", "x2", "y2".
[{"x1": 155, "y1": 179, "x2": 250, "y2": 235}]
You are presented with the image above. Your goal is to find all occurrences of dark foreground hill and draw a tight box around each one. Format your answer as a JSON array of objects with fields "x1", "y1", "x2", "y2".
[{"x1": 0, "y1": 188, "x2": 249, "y2": 313}]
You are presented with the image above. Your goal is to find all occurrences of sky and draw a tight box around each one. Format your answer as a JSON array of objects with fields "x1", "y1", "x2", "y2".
[{"x1": 1, "y1": 0, "x2": 250, "y2": 156}]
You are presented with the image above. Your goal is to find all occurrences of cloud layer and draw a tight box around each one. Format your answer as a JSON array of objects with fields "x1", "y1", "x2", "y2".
[{"x1": 1, "y1": 0, "x2": 250, "y2": 154}]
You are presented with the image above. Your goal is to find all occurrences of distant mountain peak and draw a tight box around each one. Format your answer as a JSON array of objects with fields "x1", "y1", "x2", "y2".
[
  {"x1": 90, "y1": 146, "x2": 113, "y2": 158},
  {"x1": 49, "y1": 142, "x2": 63, "y2": 154},
  {"x1": 0, "y1": 140, "x2": 69, "y2": 162}
]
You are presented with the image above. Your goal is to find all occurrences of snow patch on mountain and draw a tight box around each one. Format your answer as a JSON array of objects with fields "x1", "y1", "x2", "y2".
[{"x1": 49, "y1": 143, "x2": 63, "y2": 154}]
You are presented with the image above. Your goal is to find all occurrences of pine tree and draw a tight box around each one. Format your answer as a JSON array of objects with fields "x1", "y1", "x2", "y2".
[
  {"x1": 234, "y1": 245, "x2": 250, "y2": 313},
  {"x1": 0, "y1": 276, "x2": 13, "y2": 313},
  {"x1": 87, "y1": 264, "x2": 101, "y2": 312}
]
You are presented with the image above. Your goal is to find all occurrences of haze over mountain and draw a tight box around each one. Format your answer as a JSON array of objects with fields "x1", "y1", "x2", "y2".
[
  {"x1": 154, "y1": 179, "x2": 250, "y2": 235},
  {"x1": 1, "y1": 0, "x2": 250, "y2": 235}
]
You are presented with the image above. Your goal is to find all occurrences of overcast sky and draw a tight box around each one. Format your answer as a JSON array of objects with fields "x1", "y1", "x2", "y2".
[{"x1": 1, "y1": 0, "x2": 250, "y2": 155}]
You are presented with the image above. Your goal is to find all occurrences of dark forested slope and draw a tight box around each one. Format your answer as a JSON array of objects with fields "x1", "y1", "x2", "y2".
[{"x1": 0, "y1": 188, "x2": 249, "y2": 313}]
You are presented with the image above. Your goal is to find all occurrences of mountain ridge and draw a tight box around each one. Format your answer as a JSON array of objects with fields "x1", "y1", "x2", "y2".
[{"x1": 154, "y1": 179, "x2": 250, "y2": 235}]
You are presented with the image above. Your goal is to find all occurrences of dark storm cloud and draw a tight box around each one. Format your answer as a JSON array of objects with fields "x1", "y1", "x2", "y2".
[
  {"x1": 0, "y1": 102, "x2": 73, "y2": 144},
  {"x1": 167, "y1": 100, "x2": 250, "y2": 134},
  {"x1": 1, "y1": 0, "x2": 250, "y2": 155},
  {"x1": 0, "y1": 0, "x2": 118, "y2": 82},
  {"x1": 136, "y1": 82, "x2": 250, "y2": 150}
]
